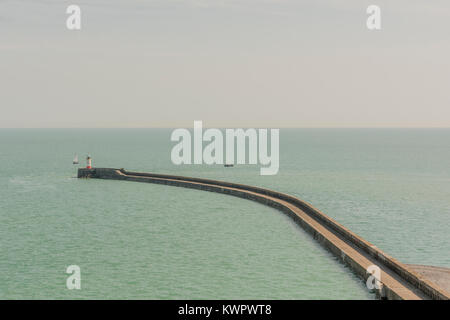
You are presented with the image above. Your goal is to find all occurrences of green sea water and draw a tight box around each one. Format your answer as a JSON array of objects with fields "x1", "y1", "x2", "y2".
[{"x1": 1, "y1": 129, "x2": 449, "y2": 299}]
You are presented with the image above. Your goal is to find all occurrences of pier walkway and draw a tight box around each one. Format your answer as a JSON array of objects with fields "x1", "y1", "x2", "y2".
[{"x1": 78, "y1": 168, "x2": 450, "y2": 300}]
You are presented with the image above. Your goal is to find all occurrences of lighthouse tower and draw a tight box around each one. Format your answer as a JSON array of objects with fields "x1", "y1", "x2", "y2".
[{"x1": 86, "y1": 154, "x2": 92, "y2": 169}]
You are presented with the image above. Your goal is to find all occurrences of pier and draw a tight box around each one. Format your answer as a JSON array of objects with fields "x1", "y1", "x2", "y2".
[{"x1": 78, "y1": 167, "x2": 450, "y2": 300}]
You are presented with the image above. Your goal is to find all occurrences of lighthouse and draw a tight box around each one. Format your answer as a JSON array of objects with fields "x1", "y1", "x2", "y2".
[{"x1": 86, "y1": 154, "x2": 92, "y2": 169}]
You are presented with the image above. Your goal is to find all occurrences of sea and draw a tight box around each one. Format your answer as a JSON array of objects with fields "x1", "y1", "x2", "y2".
[{"x1": 0, "y1": 128, "x2": 449, "y2": 299}]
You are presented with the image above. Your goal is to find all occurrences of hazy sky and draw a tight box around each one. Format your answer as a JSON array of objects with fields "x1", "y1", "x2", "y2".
[{"x1": 1, "y1": 0, "x2": 450, "y2": 128}]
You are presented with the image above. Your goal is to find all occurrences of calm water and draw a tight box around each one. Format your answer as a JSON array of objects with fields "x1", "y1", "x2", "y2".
[{"x1": 1, "y1": 129, "x2": 449, "y2": 299}]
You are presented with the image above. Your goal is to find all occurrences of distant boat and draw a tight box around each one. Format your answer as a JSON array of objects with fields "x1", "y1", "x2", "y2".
[
  {"x1": 224, "y1": 164, "x2": 234, "y2": 167},
  {"x1": 73, "y1": 154, "x2": 79, "y2": 165}
]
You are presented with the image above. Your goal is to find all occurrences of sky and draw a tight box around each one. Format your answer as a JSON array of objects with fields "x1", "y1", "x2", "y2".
[{"x1": 1, "y1": 0, "x2": 450, "y2": 128}]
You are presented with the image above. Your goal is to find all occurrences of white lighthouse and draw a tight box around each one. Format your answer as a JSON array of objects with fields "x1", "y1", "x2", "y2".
[{"x1": 86, "y1": 154, "x2": 92, "y2": 169}]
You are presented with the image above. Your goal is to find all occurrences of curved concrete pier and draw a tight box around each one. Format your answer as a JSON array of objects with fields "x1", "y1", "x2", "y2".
[{"x1": 78, "y1": 167, "x2": 450, "y2": 300}]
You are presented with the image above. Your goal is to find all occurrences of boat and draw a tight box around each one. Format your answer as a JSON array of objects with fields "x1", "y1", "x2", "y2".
[
  {"x1": 224, "y1": 164, "x2": 234, "y2": 167},
  {"x1": 73, "y1": 154, "x2": 79, "y2": 165}
]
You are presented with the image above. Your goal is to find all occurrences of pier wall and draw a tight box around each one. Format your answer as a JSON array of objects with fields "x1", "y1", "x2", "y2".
[{"x1": 78, "y1": 167, "x2": 449, "y2": 300}]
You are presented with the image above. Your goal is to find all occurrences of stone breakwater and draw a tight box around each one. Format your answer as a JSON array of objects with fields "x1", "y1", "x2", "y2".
[{"x1": 78, "y1": 167, "x2": 450, "y2": 300}]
